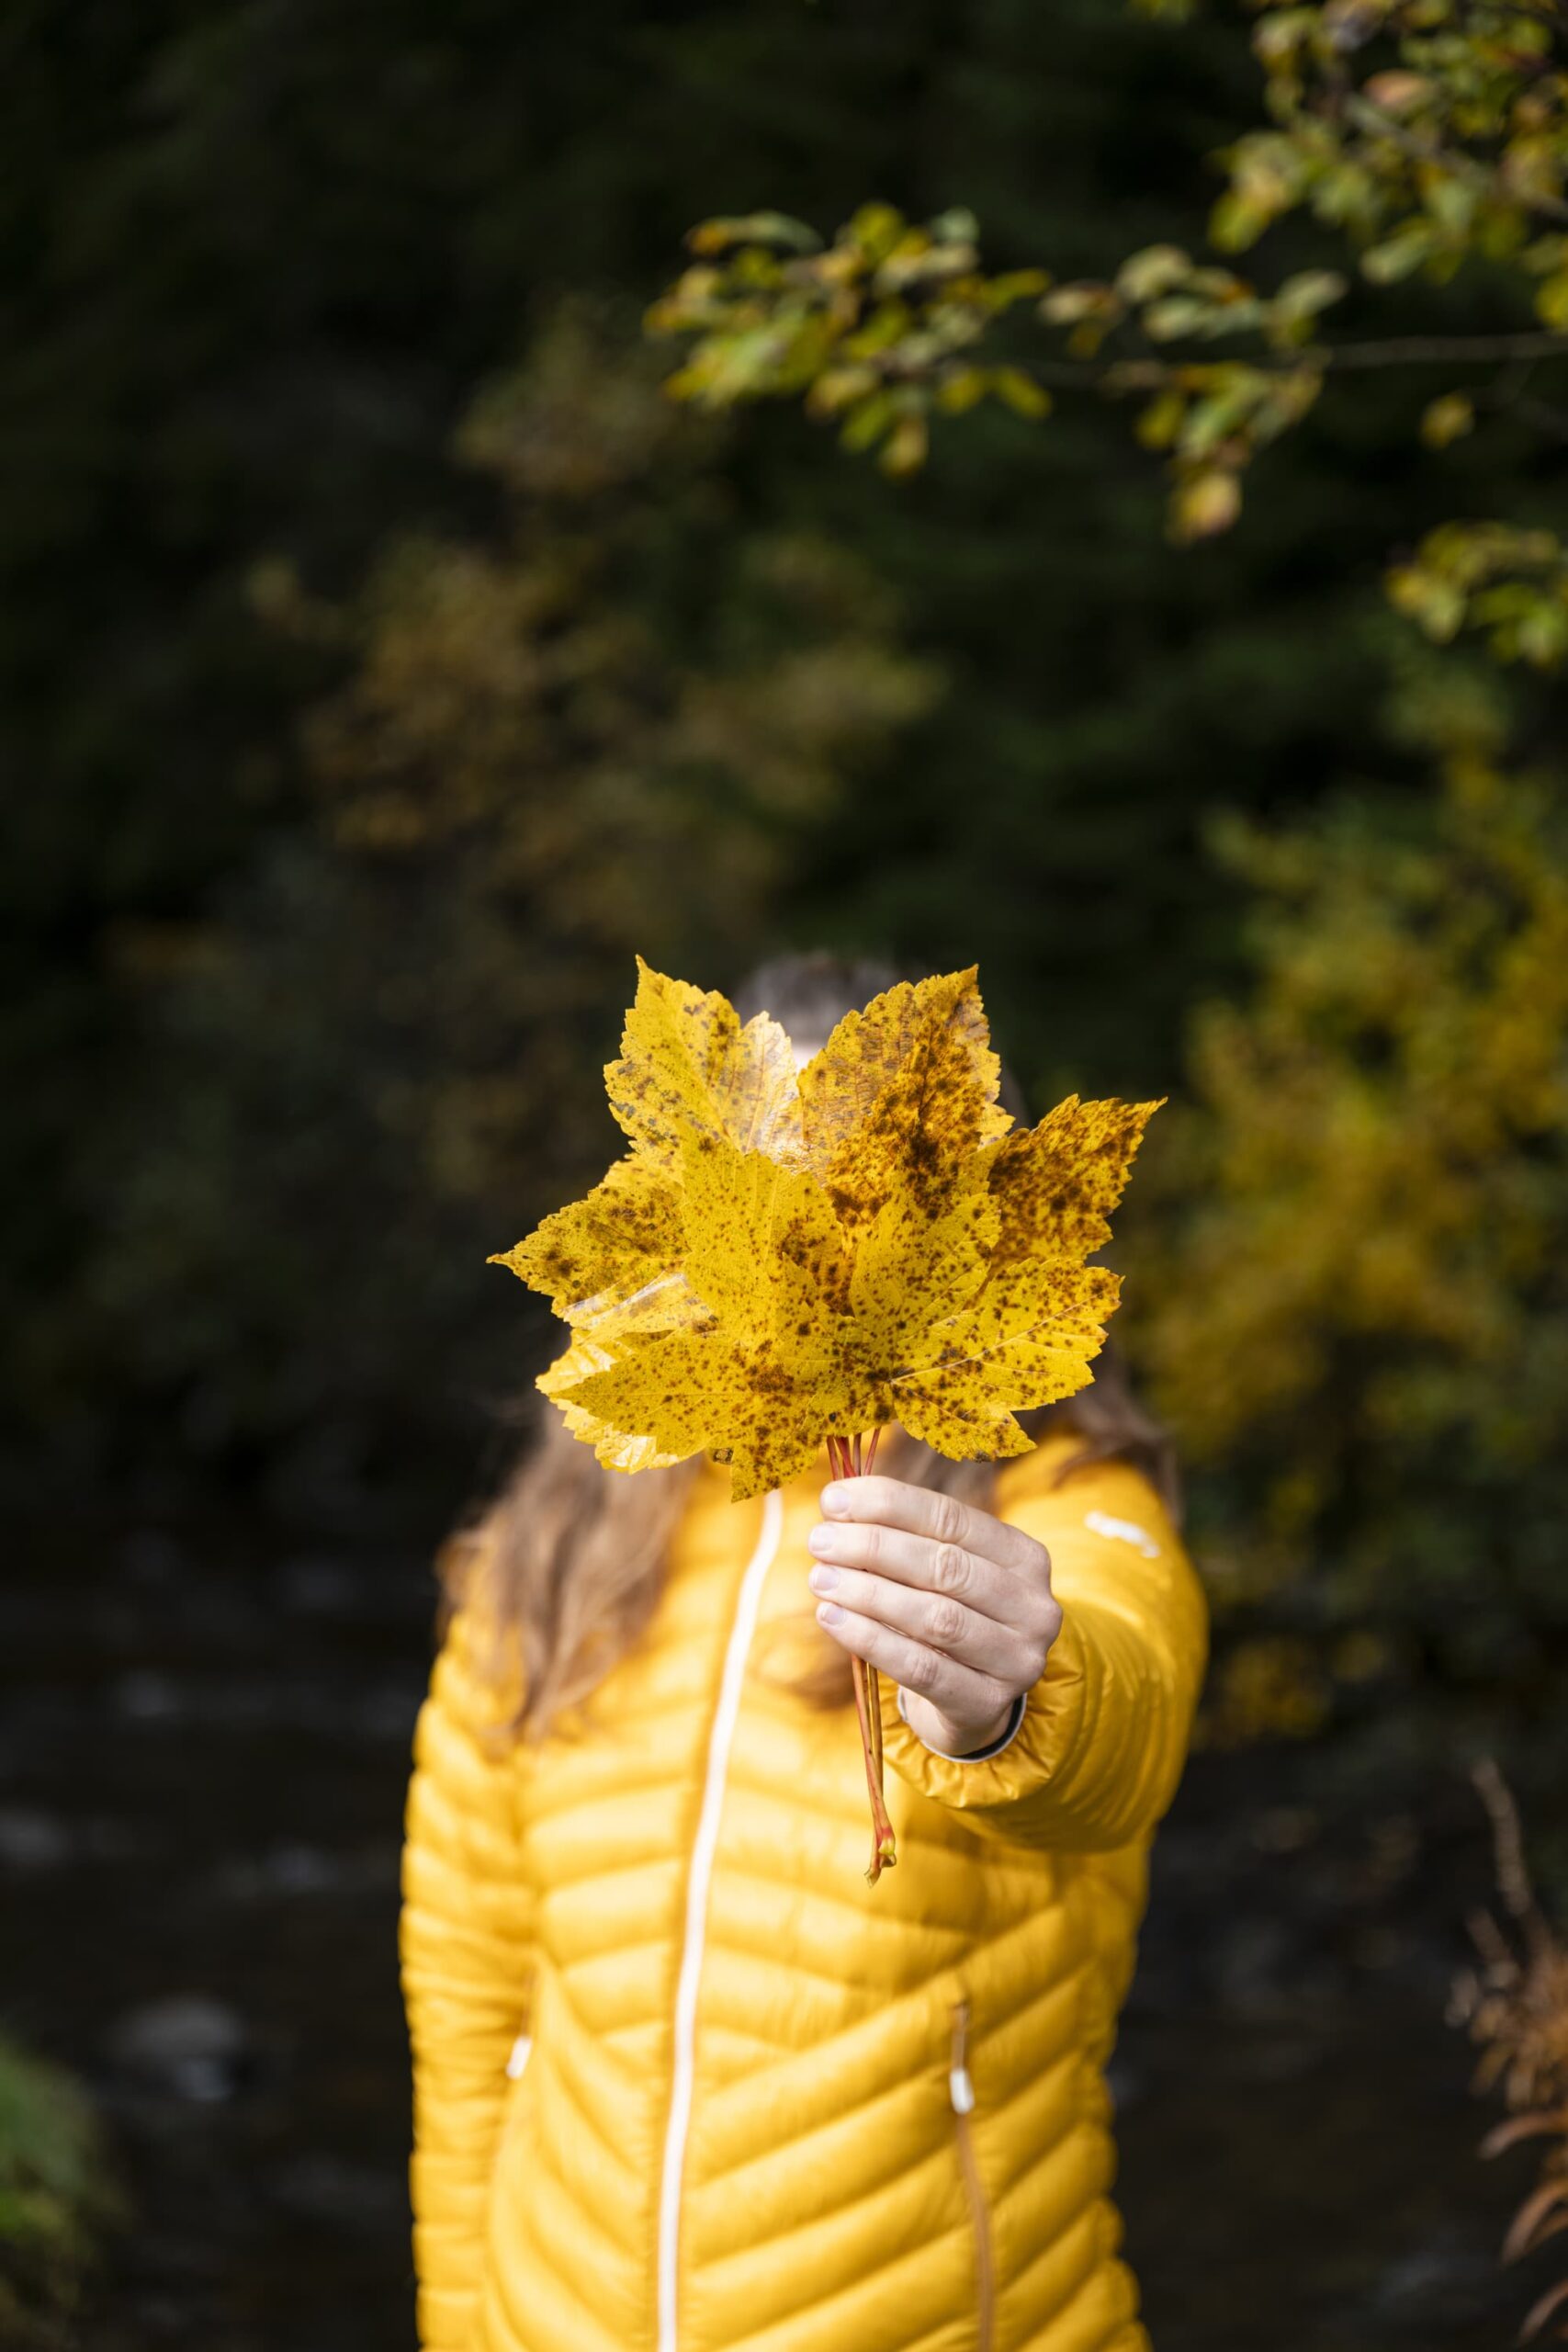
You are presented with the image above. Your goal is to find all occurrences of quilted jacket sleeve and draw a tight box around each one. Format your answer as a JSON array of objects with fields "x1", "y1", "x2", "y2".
[
  {"x1": 877, "y1": 1439, "x2": 1208, "y2": 1854},
  {"x1": 400, "y1": 1607, "x2": 534, "y2": 2351}
]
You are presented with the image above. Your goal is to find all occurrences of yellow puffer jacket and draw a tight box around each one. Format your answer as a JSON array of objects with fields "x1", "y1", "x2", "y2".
[{"x1": 400, "y1": 1430, "x2": 1207, "y2": 2352}]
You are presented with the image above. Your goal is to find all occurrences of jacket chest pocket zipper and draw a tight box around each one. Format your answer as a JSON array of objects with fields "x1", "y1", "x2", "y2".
[{"x1": 950, "y1": 1999, "x2": 995, "y2": 2352}]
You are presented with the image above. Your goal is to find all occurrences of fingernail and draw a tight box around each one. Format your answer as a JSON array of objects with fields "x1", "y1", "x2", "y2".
[
  {"x1": 807, "y1": 1525, "x2": 835, "y2": 1555},
  {"x1": 816, "y1": 1600, "x2": 844, "y2": 1627},
  {"x1": 821, "y1": 1482, "x2": 850, "y2": 1516},
  {"x1": 808, "y1": 1562, "x2": 840, "y2": 1595}
]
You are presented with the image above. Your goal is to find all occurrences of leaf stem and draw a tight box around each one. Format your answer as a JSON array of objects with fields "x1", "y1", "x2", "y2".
[
  {"x1": 850, "y1": 1651, "x2": 897, "y2": 1883},
  {"x1": 829, "y1": 1424, "x2": 896, "y2": 1881}
]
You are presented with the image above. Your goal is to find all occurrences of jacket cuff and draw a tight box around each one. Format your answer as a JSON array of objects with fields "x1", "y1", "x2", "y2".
[
  {"x1": 895, "y1": 1685, "x2": 1027, "y2": 1761},
  {"x1": 877, "y1": 1605, "x2": 1092, "y2": 1830}
]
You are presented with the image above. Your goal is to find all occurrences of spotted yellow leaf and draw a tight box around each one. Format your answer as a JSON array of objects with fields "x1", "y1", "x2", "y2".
[
  {"x1": 538, "y1": 1330, "x2": 687, "y2": 1472},
  {"x1": 604, "y1": 956, "x2": 803, "y2": 1167},
  {"x1": 798, "y1": 966, "x2": 1010, "y2": 1224},
  {"x1": 490, "y1": 1151, "x2": 685, "y2": 1325},
  {"x1": 983, "y1": 1094, "x2": 1159, "y2": 1268},
  {"x1": 491, "y1": 961, "x2": 1161, "y2": 1499}
]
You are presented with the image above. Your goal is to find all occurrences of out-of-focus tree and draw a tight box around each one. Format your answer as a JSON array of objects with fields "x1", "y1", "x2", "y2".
[
  {"x1": 1128, "y1": 655, "x2": 1568, "y2": 1704},
  {"x1": 649, "y1": 0, "x2": 1568, "y2": 661},
  {"x1": 82, "y1": 305, "x2": 935, "y2": 1507},
  {"x1": 639, "y1": 0, "x2": 1568, "y2": 1734}
]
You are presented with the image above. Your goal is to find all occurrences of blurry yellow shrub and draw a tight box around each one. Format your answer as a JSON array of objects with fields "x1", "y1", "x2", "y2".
[
  {"x1": 1130, "y1": 670, "x2": 1568, "y2": 1675},
  {"x1": 1195, "y1": 1635, "x2": 1331, "y2": 1749}
]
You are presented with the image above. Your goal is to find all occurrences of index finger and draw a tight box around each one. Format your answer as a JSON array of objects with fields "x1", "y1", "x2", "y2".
[{"x1": 818, "y1": 1472, "x2": 1040, "y2": 1573}]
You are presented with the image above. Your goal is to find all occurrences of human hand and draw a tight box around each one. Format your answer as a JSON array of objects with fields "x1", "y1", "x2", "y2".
[{"x1": 807, "y1": 1474, "x2": 1061, "y2": 1757}]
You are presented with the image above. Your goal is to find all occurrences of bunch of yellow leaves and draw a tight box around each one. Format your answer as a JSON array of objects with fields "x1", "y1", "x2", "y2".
[{"x1": 491, "y1": 958, "x2": 1159, "y2": 1875}]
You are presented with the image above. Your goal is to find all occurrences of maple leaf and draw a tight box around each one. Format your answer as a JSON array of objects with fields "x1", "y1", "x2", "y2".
[
  {"x1": 604, "y1": 958, "x2": 803, "y2": 1165},
  {"x1": 537, "y1": 1331, "x2": 686, "y2": 1474},
  {"x1": 796, "y1": 966, "x2": 1011, "y2": 1224},
  {"x1": 553, "y1": 1134, "x2": 875, "y2": 1498},
  {"x1": 491, "y1": 959, "x2": 1160, "y2": 1881},
  {"x1": 492, "y1": 960, "x2": 1160, "y2": 1499},
  {"x1": 889, "y1": 1095, "x2": 1156, "y2": 1458},
  {"x1": 491, "y1": 1150, "x2": 692, "y2": 1334}
]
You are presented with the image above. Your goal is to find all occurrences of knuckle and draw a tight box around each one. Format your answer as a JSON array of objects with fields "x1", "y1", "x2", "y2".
[
  {"x1": 926, "y1": 1597, "x2": 965, "y2": 1648},
  {"x1": 931, "y1": 1491, "x2": 966, "y2": 1547},
  {"x1": 1019, "y1": 1640, "x2": 1048, "y2": 1687},
  {"x1": 1023, "y1": 1589, "x2": 1058, "y2": 1642},
  {"x1": 932, "y1": 1543, "x2": 970, "y2": 1596},
  {"x1": 858, "y1": 1521, "x2": 882, "y2": 1566}
]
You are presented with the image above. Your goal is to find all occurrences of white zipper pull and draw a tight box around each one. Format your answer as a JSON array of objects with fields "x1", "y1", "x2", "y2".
[
  {"x1": 947, "y1": 1995, "x2": 995, "y2": 2349},
  {"x1": 505, "y1": 2032, "x2": 532, "y2": 2080},
  {"x1": 949, "y1": 1997, "x2": 976, "y2": 2114}
]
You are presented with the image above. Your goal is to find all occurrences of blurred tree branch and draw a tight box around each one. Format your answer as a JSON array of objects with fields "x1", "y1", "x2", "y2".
[{"x1": 649, "y1": 0, "x2": 1568, "y2": 659}]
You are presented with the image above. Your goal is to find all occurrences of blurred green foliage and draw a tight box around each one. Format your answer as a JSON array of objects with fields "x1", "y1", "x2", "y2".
[
  {"x1": 650, "y1": 0, "x2": 1568, "y2": 627},
  {"x1": 0, "y1": 2037, "x2": 112, "y2": 2346},
  {"x1": 648, "y1": 201, "x2": 1055, "y2": 478}
]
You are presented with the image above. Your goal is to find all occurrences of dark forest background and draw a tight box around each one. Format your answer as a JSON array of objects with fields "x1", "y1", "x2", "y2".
[
  {"x1": 5, "y1": 5, "x2": 1568, "y2": 2345},
  {"x1": 2, "y1": 0, "x2": 1476, "y2": 1521}
]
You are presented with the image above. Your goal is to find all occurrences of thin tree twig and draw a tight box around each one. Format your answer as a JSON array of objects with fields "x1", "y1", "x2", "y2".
[
  {"x1": 1015, "y1": 331, "x2": 1568, "y2": 395},
  {"x1": 1325, "y1": 331, "x2": 1568, "y2": 371}
]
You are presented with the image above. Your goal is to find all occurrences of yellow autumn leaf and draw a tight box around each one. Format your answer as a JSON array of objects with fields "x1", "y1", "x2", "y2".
[
  {"x1": 492, "y1": 962, "x2": 1161, "y2": 1500},
  {"x1": 604, "y1": 956, "x2": 803, "y2": 1165},
  {"x1": 985, "y1": 1093, "x2": 1163, "y2": 1266},
  {"x1": 798, "y1": 966, "x2": 1010, "y2": 1220},
  {"x1": 847, "y1": 1155, "x2": 999, "y2": 1366},
  {"x1": 537, "y1": 1330, "x2": 686, "y2": 1473},
  {"x1": 678, "y1": 1130, "x2": 850, "y2": 1341},
  {"x1": 892, "y1": 1258, "x2": 1124, "y2": 1457},
  {"x1": 490, "y1": 1150, "x2": 687, "y2": 1325}
]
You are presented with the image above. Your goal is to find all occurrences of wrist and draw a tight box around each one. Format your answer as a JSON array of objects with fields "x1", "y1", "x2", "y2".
[{"x1": 899, "y1": 1689, "x2": 1019, "y2": 1759}]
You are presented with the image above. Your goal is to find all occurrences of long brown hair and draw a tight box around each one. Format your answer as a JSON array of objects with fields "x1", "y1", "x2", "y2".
[{"x1": 447, "y1": 953, "x2": 1179, "y2": 1738}]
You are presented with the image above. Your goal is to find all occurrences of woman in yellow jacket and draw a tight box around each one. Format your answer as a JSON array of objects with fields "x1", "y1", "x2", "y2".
[{"x1": 401, "y1": 954, "x2": 1208, "y2": 2352}]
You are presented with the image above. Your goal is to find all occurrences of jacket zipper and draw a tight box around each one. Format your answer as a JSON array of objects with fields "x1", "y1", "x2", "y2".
[
  {"x1": 656, "y1": 1486, "x2": 784, "y2": 2352},
  {"x1": 950, "y1": 1998, "x2": 996, "y2": 2352}
]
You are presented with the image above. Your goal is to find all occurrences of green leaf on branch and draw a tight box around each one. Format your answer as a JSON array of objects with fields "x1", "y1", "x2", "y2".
[
  {"x1": 1388, "y1": 524, "x2": 1568, "y2": 667},
  {"x1": 1420, "y1": 392, "x2": 1475, "y2": 448}
]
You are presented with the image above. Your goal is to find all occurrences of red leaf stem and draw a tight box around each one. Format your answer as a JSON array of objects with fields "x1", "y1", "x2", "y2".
[{"x1": 822, "y1": 1426, "x2": 895, "y2": 1880}]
